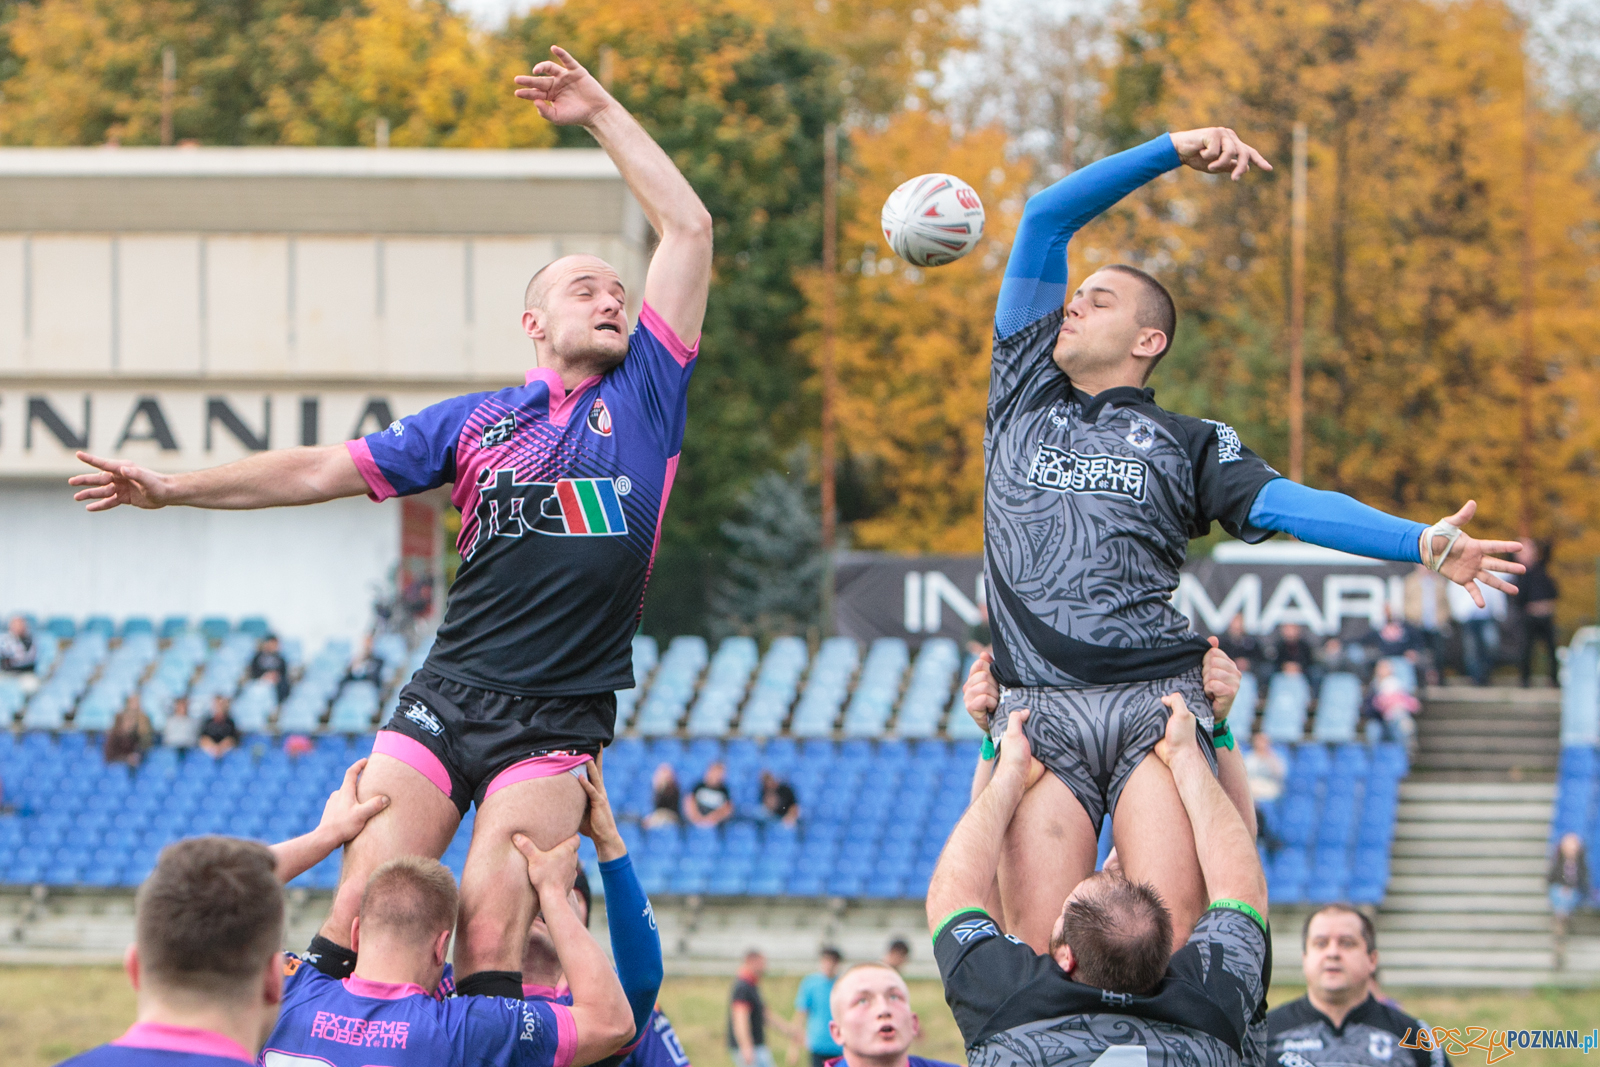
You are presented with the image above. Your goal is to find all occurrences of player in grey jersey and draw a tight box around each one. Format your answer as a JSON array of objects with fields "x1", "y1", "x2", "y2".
[{"x1": 972, "y1": 126, "x2": 1525, "y2": 952}]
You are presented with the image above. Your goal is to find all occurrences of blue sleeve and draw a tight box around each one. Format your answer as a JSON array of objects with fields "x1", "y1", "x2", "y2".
[
  {"x1": 610, "y1": 304, "x2": 698, "y2": 453},
  {"x1": 349, "y1": 392, "x2": 487, "y2": 501},
  {"x1": 622, "y1": 1011, "x2": 692, "y2": 1067},
  {"x1": 995, "y1": 134, "x2": 1181, "y2": 339},
  {"x1": 460, "y1": 996, "x2": 568, "y2": 1067},
  {"x1": 1248, "y1": 478, "x2": 1424, "y2": 563},
  {"x1": 601, "y1": 854, "x2": 663, "y2": 1042}
]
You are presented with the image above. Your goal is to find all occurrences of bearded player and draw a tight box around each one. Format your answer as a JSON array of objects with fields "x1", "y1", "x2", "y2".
[
  {"x1": 67, "y1": 47, "x2": 712, "y2": 999},
  {"x1": 975, "y1": 125, "x2": 1525, "y2": 951}
]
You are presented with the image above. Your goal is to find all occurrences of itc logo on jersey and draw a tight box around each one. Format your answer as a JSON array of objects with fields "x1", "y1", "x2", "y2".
[
  {"x1": 1027, "y1": 444, "x2": 1148, "y2": 502},
  {"x1": 469, "y1": 468, "x2": 630, "y2": 560}
]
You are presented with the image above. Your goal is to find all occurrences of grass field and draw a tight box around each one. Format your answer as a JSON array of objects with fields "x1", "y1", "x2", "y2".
[{"x1": 3, "y1": 967, "x2": 1598, "y2": 1067}]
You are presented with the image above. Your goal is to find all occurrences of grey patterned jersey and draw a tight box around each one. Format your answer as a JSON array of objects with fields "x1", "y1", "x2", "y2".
[
  {"x1": 935, "y1": 905, "x2": 1270, "y2": 1067},
  {"x1": 1267, "y1": 996, "x2": 1450, "y2": 1067},
  {"x1": 985, "y1": 308, "x2": 1280, "y2": 689}
]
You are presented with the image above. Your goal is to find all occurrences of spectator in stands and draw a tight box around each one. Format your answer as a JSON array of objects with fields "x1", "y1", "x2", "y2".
[
  {"x1": 1268, "y1": 905, "x2": 1446, "y2": 1067},
  {"x1": 1365, "y1": 605, "x2": 1420, "y2": 663},
  {"x1": 685, "y1": 761, "x2": 735, "y2": 828},
  {"x1": 1243, "y1": 731, "x2": 1285, "y2": 852},
  {"x1": 161, "y1": 696, "x2": 200, "y2": 750},
  {"x1": 1404, "y1": 564, "x2": 1452, "y2": 685},
  {"x1": 198, "y1": 694, "x2": 240, "y2": 758},
  {"x1": 343, "y1": 633, "x2": 387, "y2": 693},
  {"x1": 1316, "y1": 637, "x2": 1362, "y2": 678},
  {"x1": 644, "y1": 763, "x2": 682, "y2": 829},
  {"x1": 882, "y1": 939, "x2": 910, "y2": 973},
  {"x1": 0, "y1": 615, "x2": 38, "y2": 693},
  {"x1": 249, "y1": 634, "x2": 291, "y2": 703},
  {"x1": 760, "y1": 771, "x2": 801, "y2": 827},
  {"x1": 1363, "y1": 660, "x2": 1418, "y2": 748},
  {"x1": 1447, "y1": 578, "x2": 1506, "y2": 686},
  {"x1": 1515, "y1": 539, "x2": 1559, "y2": 688},
  {"x1": 793, "y1": 947, "x2": 843, "y2": 1067},
  {"x1": 728, "y1": 949, "x2": 800, "y2": 1067},
  {"x1": 825, "y1": 962, "x2": 959, "y2": 1067},
  {"x1": 1269, "y1": 623, "x2": 1315, "y2": 678},
  {"x1": 1217, "y1": 615, "x2": 1261, "y2": 676},
  {"x1": 104, "y1": 694, "x2": 155, "y2": 767},
  {"x1": 1549, "y1": 832, "x2": 1588, "y2": 968}
]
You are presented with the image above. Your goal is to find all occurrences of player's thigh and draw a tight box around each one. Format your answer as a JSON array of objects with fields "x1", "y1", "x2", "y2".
[
  {"x1": 342, "y1": 753, "x2": 462, "y2": 866},
  {"x1": 997, "y1": 773, "x2": 1098, "y2": 952},
  {"x1": 458, "y1": 771, "x2": 588, "y2": 910},
  {"x1": 1112, "y1": 752, "x2": 1206, "y2": 950}
]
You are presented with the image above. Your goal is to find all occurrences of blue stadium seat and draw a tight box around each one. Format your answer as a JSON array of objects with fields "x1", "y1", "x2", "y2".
[
  {"x1": 1261, "y1": 672, "x2": 1311, "y2": 741},
  {"x1": 1312, "y1": 673, "x2": 1362, "y2": 742}
]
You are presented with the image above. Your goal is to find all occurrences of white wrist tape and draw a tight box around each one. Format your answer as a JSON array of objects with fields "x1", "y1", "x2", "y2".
[{"x1": 1420, "y1": 519, "x2": 1464, "y2": 572}]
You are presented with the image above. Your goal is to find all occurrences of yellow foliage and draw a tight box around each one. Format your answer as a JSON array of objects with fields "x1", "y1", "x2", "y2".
[{"x1": 802, "y1": 111, "x2": 1028, "y2": 553}]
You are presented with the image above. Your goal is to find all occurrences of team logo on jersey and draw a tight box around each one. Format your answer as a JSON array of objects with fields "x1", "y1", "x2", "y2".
[
  {"x1": 587, "y1": 398, "x2": 613, "y2": 437},
  {"x1": 468, "y1": 468, "x2": 631, "y2": 559},
  {"x1": 403, "y1": 701, "x2": 444, "y2": 736},
  {"x1": 1125, "y1": 414, "x2": 1156, "y2": 450},
  {"x1": 1203, "y1": 419, "x2": 1244, "y2": 463},
  {"x1": 1369, "y1": 1033, "x2": 1396, "y2": 1060},
  {"x1": 950, "y1": 917, "x2": 999, "y2": 943},
  {"x1": 386, "y1": 419, "x2": 405, "y2": 436},
  {"x1": 482, "y1": 414, "x2": 516, "y2": 448},
  {"x1": 1278, "y1": 1053, "x2": 1317, "y2": 1067},
  {"x1": 1027, "y1": 444, "x2": 1148, "y2": 502}
]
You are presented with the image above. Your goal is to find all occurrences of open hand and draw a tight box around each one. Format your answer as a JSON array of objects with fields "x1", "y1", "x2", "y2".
[
  {"x1": 1171, "y1": 126, "x2": 1272, "y2": 179},
  {"x1": 1429, "y1": 500, "x2": 1525, "y2": 608},
  {"x1": 1202, "y1": 637, "x2": 1241, "y2": 721},
  {"x1": 963, "y1": 650, "x2": 999, "y2": 731},
  {"x1": 513, "y1": 47, "x2": 614, "y2": 127},
  {"x1": 1154, "y1": 693, "x2": 1201, "y2": 768},
  {"x1": 514, "y1": 831, "x2": 581, "y2": 900},
  {"x1": 68, "y1": 452, "x2": 174, "y2": 511},
  {"x1": 317, "y1": 759, "x2": 390, "y2": 845},
  {"x1": 576, "y1": 754, "x2": 625, "y2": 862}
]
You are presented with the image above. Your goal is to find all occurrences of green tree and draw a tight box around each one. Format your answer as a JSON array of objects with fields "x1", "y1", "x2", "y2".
[{"x1": 708, "y1": 447, "x2": 823, "y2": 640}]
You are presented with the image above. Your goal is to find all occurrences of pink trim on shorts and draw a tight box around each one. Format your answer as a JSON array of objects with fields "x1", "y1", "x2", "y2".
[
  {"x1": 639, "y1": 302, "x2": 700, "y2": 367},
  {"x1": 526, "y1": 367, "x2": 602, "y2": 429},
  {"x1": 551, "y1": 1002, "x2": 579, "y2": 1067},
  {"x1": 346, "y1": 437, "x2": 399, "y2": 503},
  {"x1": 484, "y1": 751, "x2": 593, "y2": 802},
  {"x1": 373, "y1": 731, "x2": 453, "y2": 799},
  {"x1": 342, "y1": 974, "x2": 431, "y2": 1000},
  {"x1": 114, "y1": 1023, "x2": 254, "y2": 1063}
]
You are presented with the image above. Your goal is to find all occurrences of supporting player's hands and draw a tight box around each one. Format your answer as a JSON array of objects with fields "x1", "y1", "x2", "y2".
[
  {"x1": 577, "y1": 754, "x2": 626, "y2": 863},
  {"x1": 1426, "y1": 500, "x2": 1526, "y2": 608},
  {"x1": 1154, "y1": 693, "x2": 1206, "y2": 770},
  {"x1": 316, "y1": 758, "x2": 391, "y2": 846},
  {"x1": 1171, "y1": 127, "x2": 1272, "y2": 179},
  {"x1": 962, "y1": 650, "x2": 999, "y2": 731},
  {"x1": 68, "y1": 452, "x2": 177, "y2": 511},
  {"x1": 1202, "y1": 637, "x2": 1241, "y2": 721},
  {"x1": 514, "y1": 46, "x2": 614, "y2": 128},
  {"x1": 514, "y1": 831, "x2": 582, "y2": 905},
  {"x1": 992, "y1": 709, "x2": 1045, "y2": 790}
]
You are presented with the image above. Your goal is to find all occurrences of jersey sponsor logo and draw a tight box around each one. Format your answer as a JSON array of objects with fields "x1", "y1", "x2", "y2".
[
  {"x1": 519, "y1": 1004, "x2": 546, "y2": 1043},
  {"x1": 310, "y1": 1010, "x2": 411, "y2": 1049},
  {"x1": 1279, "y1": 1039, "x2": 1323, "y2": 1052},
  {"x1": 643, "y1": 899, "x2": 658, "y2": 931},
  {"x1": 402, "y1": 701, "x2": 445, "y2": 736},
  {"x1": 1277, "y1": 1052, "x2": 1317, "y2": 1067},
  {"x1": 1027, "y1": 444, "x2": 1148, "y2": 502},
  {"x1": 468, "y1": 468, "x2": 630, "y2": 559},
  {"x1": 950, "y1": 917, "x2": 999, "y2": 943},
  {"x1": 386, "y1": 420, "x2": 404, "y2": 437},
  {"x1": 587, "y1": 398, "x2": 614, "y2": 437},
  {"x1": 1203, "y1": 419, "x2": 1244, "y2": 463},
  {"x1": 656, "y1": 1015, "x2": 691, "y2": 1067},
  {"x1": 1099, "y1": 989, "x2": 1134, "y2": 1008},
  {"x1": 482, "y1": 414, "x2": 517, "y2": 448}
]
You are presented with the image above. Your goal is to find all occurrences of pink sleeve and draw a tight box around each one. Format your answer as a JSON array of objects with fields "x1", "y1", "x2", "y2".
[
  {"x1": 551, "y1": 1002, "x2": 578, "y2": 1067},
  {"x1": 638, "y1": 303, "x2": 700, "y2": 368},
  {"x1": 345, "y1": 437, "x2": 399, "y2": 503}
]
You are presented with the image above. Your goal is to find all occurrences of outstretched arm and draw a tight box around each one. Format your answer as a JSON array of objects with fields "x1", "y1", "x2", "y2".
[
  {"x1": 516, "y1": 47, "x2": 713, "y2": 346},
  {"x1": 997, "y1": 127, "x2": 1269, "y2": 339},
  {"x1": 1248, "y1": 481, "x2": 1524, "y2": 607},
  {"x1": 270, "y1": 759, "x2": 390, "y2": 884},
  {"x1": 68, "y1": 444, "x2": 366, "y2": 512}
]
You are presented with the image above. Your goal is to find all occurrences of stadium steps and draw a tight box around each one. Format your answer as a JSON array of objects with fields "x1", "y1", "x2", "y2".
[
  {"x1": 1376, "y1": 780, "x2": 1564, "y2": 986},
  {"x1": 1411, "y1": 686, "x2": 1560, "y2": 781}
]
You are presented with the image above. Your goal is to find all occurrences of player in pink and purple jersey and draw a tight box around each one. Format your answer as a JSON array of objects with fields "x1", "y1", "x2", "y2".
[{"x1": 67, "y1": 45, "x2": 714, "y2": 998}]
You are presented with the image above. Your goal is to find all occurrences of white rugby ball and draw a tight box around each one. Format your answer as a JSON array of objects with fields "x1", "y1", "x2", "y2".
[{"x1": 880, "y1": 173, "x2": 986, "y2": 267}]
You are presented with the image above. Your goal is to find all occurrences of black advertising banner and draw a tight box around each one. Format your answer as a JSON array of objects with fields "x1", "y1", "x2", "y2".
[{"x1": 831, "y1": 543, "x2": 1414, "y2": 645}]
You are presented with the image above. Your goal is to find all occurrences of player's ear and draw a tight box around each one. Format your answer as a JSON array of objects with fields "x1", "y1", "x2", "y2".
[
  {"x1": 124, "y1": 943, "x2": 142, "y2": 990},
  {"x1": 349, "y1": 916, "x2": 362, "y2": 954},
  {"x1": 434, "y1": 929, "x2": 453, "y2": 968},
  {"x1": 1051, "y1": 941, "x2": 1077, "y2": 976},
  {"x1": 523, "y1": 308, "x2": 547, "y2": 343},
  {"x1": 1132, "y1": 327, "x2": 1167, "y2": 360},
  {"x1": 264, "y1": 951, "x2": 285, "y2": 1007}
]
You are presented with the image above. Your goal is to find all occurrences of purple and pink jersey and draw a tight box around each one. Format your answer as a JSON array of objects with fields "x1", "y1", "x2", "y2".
[
  {"x1": 348, "y1": 304, "x2": 696, "y2": 697},
  {"x1": 524, "y1": 988, "x2": 687, "y2": 1067},
  {"x1": 56, "y1": 1022, "x2": 255, "y2": 1067},
  {"x1": 263, "y1": 956, "x2": 575, "y2": 1067}
]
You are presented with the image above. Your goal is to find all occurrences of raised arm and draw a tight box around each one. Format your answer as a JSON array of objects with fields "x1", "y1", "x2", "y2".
[
  {"x1": 514, "y1": 832, "x2": 636, "y2": 1065},
  {"x1": 515, "y1": 48, "x2": 713, "y2": 346},
  {"x1": 1153, "y1": 695, "x2": 1266, "y2": 917},
  {"x1": 270, "y1": 759, "x2": 390, "y2": 884},
  {"x1": 996, "y1": 127, "x2": 1269, "y2": 340},
  {"x1": 68, "y1": 444, "x2": 367, "y2": 512}
]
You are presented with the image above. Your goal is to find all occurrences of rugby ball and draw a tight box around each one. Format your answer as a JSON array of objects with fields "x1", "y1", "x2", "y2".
[{"x1": 881, "y1": 173, "x2": 986, "y2": 267}]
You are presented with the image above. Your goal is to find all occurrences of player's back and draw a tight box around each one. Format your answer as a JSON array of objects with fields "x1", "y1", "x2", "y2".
[
  {"x1": 265, "y1": 959, "x2": 572, "y2": 1067},
  {"x1": 56, "y1": 1023, "x2": 258, "y2": 1067}
]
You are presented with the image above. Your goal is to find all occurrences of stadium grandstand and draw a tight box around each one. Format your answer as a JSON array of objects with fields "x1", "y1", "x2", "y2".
[{"x1": 0, "y1": 614, "x2": 1411, "y2": 911}]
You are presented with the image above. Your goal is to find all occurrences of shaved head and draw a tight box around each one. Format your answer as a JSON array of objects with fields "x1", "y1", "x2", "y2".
[
  {"x1": 520, "y1": 253, "x2": 630, "y2": 376},
  {"x1": 524, "y1": 254, "x2": 620, "y2": 310}
]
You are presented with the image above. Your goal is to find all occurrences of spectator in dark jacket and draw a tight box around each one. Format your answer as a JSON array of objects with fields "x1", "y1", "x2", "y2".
[
  {"x1": 1365, "y1": 606, "x2": 1421, "y2": 662},
  {"x1": 104, "y1": 695, "x2": 155, "y2": 767},
  {"x1": 1269, "y1": 623, "x2": 1315, "y2": 676},
  {"x1": 760, "y1": 771, "x2": 800, "y2": 826},
  {"x1": 343, "y1": 634, "x2": 386, "y2": 692},
  {"x1": 198, "y1": 694, "x2": 240, "y2": 757},
  {"x1": 644, "y1": 762, "x2": 682, "y2": 829},
  {"x1": 0, "y1": 615, "x2": 38, "y2": 693},
  {"x1": 248, "y1": 635, "x2": 291, "y2": 703},
  {"x1": 1549, "y1": 832, "x2": 1589, "y2": 967},
  {"x1": 1516, "y1": 539, "x2": 1560, "y2": 688},
  {"x1": 1217, "y1": 615, "x2": 1262, "y2": 676}
]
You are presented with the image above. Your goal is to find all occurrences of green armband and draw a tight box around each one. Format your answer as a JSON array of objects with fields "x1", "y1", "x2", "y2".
[
  {"x1": 980, "y1": 734, "x2": 996, "y2": 761},
  {"x1": 1212, "y1": 720, "x2": 1234, "y2": 751},
  {"x1": 1209, "y1": 898, "x2": 1267, "y2": 933}
]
